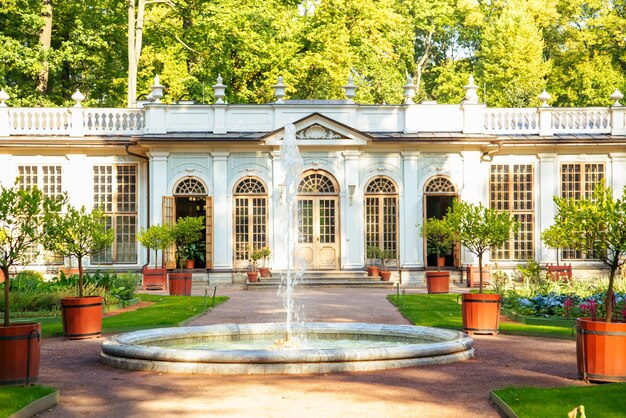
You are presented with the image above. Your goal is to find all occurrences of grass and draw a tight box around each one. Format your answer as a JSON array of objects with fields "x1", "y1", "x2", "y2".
[
  {"x1": 492, "y1": 384, "x2": 626, "y2": 417},
  {"x1": 0, "y1": 385, "x2": 56, "y2": 417},
  {"x1": 388, "y1": 294, "x2": 575, "y2": 339},
  {"x1": 14, "y1": 293, "x2": 228, "y2": 338}
]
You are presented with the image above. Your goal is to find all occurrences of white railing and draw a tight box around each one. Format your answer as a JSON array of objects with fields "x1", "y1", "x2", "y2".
[
  {"x1": 484, "y1": 108, "x2": 539, "y2": 134},
  {"x1": 550, "y1": 108, "x2": 611, "y2": 134},
  {"x1": 8, "y1": 108, "x2": 71, "y2": 134},
  {"x1": 83, "y1": 109, "x2": 145, "y2": 133}
]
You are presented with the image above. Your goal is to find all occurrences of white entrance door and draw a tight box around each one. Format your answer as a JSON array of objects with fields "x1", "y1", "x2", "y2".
[{"x1": 296, "y1": 197, "x2": 339, "y2": 270}]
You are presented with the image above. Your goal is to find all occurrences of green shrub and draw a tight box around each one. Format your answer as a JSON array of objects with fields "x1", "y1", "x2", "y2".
[
  {"x1": 108, "y1": 272, "x2": 140, "y2": 301},
  {"x1": 12, "y1": 270, "x2": 45, "y2": 291}
]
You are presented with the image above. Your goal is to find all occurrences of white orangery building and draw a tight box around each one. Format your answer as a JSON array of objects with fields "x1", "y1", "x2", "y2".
[{"x1": 1, "y1": 77, "x2": 625, "y2": 286}]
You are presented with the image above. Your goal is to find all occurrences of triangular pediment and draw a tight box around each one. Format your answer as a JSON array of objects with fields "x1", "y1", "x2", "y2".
[{"x1": 261, "y1": 113, "x2": 371, "y2": 146}]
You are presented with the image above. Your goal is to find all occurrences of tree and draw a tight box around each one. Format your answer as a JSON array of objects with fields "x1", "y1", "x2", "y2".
[
  {"x1": 43, "y1": 205, "x2": 114, "y2": 298},
  {"x1": 445, "y1": 200, "x2": 518, "y2": 292},
  {"x1": 550, "y1": 183, "x2": 626, "y2": 322},
  {"x1": 171, "y1": 216, "x2": 204, "y2": 269},
  {"x1": 420, "y1": 217, "x2": 454, "y2": 272},
  {"x1": 0, "y1": 182, "x2": 64, "y2": 326},
  {"x1": 137, "y1": 224, "x2": 174, "y2": 269},
  {"x1": 541, "y1": 224, "x2": 570, "y2": 266}
]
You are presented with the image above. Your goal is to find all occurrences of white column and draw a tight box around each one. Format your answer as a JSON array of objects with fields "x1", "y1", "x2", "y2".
[
  {"x1": 0, "y1": 154, "x2": 13, "y2": 185},
  {"x1": 148, "y1": 152, "x2": 169, "y2": 226},
  {"x1": 401, "y1": 151, "x2": 421, "y2": 268},
  {"x1": 460, "y1": 151, "x2": 483, "y2": 265},
  {"x1": 64, "y1": 154, "x2": 91, "y2": 208},
  {"x1": 211, "y1": 152, "x2": 230, "y2": 269},
  {"x1": 610, "y1": 153, "x2": 626, "y2": 197},
  {"x1": 342, "y1": 151, "x2": 361, "y2": 269},
  {"x1": 538, "y1": 153, "x2": 558, "y2": 263},
  {"x1": 270, "y1": 151, "x2": 288, "y2": 270}
]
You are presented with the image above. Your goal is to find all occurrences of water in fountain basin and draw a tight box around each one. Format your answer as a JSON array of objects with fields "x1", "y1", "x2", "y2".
[{"x1": 279, "y1": 123, "x2": 304, "y2": 341}]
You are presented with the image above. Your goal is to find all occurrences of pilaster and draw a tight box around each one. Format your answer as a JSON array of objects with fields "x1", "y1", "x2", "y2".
[
  {"x1": 538, "y1": 153, "x2": 558, "y2": 264},
  {"x1": 610, "y1": 153, "x2": 626, "y2": 197},
  {"x1": 460, "y1": 151, "x2": 484, "y2": 265},
  {"x1": 211, "y1": 152, "x2": 230, "y2": 269},
  {"x1": 270, "y1": 150, "x2": 288, "y2": 270},
  {"x1": 401, "y1": 151, "x2": 421, "y2": 268},
  {"x1": 342, "y1": 150, "x2": 362, "y2": 268},
  {"x1": 65, "y1": 154, "x2": 91, "y2": 208}
]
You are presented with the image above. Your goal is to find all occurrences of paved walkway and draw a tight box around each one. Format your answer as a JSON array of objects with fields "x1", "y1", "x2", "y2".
[{"x1": 39, "y1": 287, "x2": 583, "y2": 417}]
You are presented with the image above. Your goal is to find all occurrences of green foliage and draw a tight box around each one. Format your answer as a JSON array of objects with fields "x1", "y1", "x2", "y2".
[
  {"x1": 0, "y1": 385, "x2": 57, "y2": 418},
  {"x1": 366, "y1": 245, "x2": 382, "y2": 265},
  {"x1": 549, "y1": 183, "x2": 626, "y2": 321},
  {"x1": 137, "y1": 224, "x2": 175, "y2": 268},
  {"x1": 445, "y1": 199, "x2": 518, "y2": 292},
  {"x1": 184, "y1": 242, "x2": 205, "y2": 263},
  {"x1": 171, "y1": 216, "x2": 204, "y2": 268},
  {"x1": 43, "y1": 205, "x2": 114, "y2": 297},
  {"x1": 541, "y1": 224, "x2": 570, "y2": 265},
  {"x1": 256, "y1": 246, "x2": 271, "y2": 268}
]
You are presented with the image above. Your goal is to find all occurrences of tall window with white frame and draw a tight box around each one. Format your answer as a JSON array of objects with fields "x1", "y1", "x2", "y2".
[
  {"x1": 233, "y1": 177, "x2": 267, "y2": 269},
  {"x1": 17, "y1": 165, "x2": 64, "y2": 265},
  {"x1": 92, "y1": 164, "x2": 138, "y2": 264},
  {"x1": 364, "y1": 177, "x2": 398, "y2": 266},
  {"x1": 560, "y1": 162, "x2": 604, "y2": 260},
  {"x1": 490, "y1": 164, "x2": 534, "y2": 261}
]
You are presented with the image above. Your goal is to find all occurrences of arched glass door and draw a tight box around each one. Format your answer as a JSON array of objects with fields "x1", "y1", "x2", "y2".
[
  {"x1": 296, "y1": 171, "x2": 339, "y2": 270},
  {"x1": 364, "y1": 177, "x2": 398, "y2": 266},
  {"x1": 233, "y1": 177, "x2": 268, "y2": 269}
]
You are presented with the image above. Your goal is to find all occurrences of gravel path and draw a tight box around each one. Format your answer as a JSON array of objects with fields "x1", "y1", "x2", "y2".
[{"x1": 38, "y1": 287, "x2": 583, "y2": 417}]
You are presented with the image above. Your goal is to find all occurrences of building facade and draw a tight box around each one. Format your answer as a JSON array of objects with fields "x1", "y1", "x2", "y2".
[{"x1": 1, "y1": 78, "x2": 625, "y2": 285}]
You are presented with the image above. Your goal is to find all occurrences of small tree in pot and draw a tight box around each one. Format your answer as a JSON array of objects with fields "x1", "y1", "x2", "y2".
[
  {"x1": 0, "y1": 182, "x2": 64, "y2": 384},
  {"x1": 420, "y1": 217, "x2": 454, "y2": 293},
  {"x1": 44, "y1": 205, "x2": 114, "y2": 339},
  {"x1": 445, "y1": 199, "x2": 518, "y2": 334},
  {"x1": 379, "y1": 249, "x2": 394, "y2": 281},
  {"x1": 169, "y1": 216, "x2": 204, "y2": 295},
  {"x1": 550, "y1": 183, "x2": 626, "y2": 382},
  {"x1": 137, "y1": 224, "x2": 174, "y2": 289},
  {"x1": 366, "y1": 246, "x2": 381, "y2": 277},
  {"x1": 257, "y1": 246, "x2": 272, "y2": 277},
  {"x1": 541, "y1": 223, "x2": 573, "y2": 281}
]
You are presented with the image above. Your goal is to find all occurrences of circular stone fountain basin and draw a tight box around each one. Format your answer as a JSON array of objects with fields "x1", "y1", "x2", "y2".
[{"x1": 101, "y1": 323, "x2": 474, "y2": 375}]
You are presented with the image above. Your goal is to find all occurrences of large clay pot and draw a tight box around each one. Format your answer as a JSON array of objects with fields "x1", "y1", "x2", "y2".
[
  {"x1": 142, "y1": 267, "x2": 167, "y2": 290},
  {"x1": 379, "y1": 270, "x2": 392, "y2": 281},
  {"x1": 259, "y1": 267, "x2": 271, "y2": 278},
  {"x1": 0, "y1": 270, "x2": 4, "y2": 283},
  {"x1": 576, "y1": 318, "x2": 626, "y2": 382},
  {"x1": 0, "y1": 322, "x2": 41, "y2": 385},
  {"x1": 461, "y1": 293, "x2": 500, "y2": 335},
  {"x1": 60, "y1": 296, "x2": 103, "y2": 340},
  {"x1": 426, "y1": 271, "x2": 450, "y2": 294},
  {"x1": 247, "y1": 271, "x2": 259, "y2": 283},
  {"x1": 169, "y1": 272, "x2": 192, "y2": 295},
  {"x1": 367, "y1": 266, "x2": 380, "y2": 277}
]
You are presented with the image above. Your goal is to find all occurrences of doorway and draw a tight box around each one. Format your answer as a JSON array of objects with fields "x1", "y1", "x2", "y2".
[
  {"x1": 423, "y1": 176, "x2": 458, "y2": 268},
  {"x1": 175, "y1": 196, "x2": 207, "y2": 269}
]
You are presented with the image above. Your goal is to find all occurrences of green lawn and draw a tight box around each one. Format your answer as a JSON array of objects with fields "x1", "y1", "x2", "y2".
[
  {"x1": 0, "y1": 385, "x2": 56, "y2": 417},
  {"x1": 388, "y1": 294, "x2": 575, "y2": 339},
  {"x1": 492, "y1": 384, "x2": 626, "y2": 418},
  {"x1": 14, "y1": 293, "x2": 228, "y2": 338}
]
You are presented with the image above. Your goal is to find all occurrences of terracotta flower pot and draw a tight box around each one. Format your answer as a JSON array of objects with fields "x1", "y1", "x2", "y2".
[
  {"x1": 437, "y1": 257, "x2": 446, "y2": 268},
  {"x1": 60, "y1": 296, "x2": 103, "y2": 340},
  {"x1": 247, "y1": 271, "x2": 259, "y2": 282},
  {"x1": 259, "y1": 267, "x2": 271, "y2": 278},
  {"x1": 185, "y1": 259, "x2": 195, "y2": 269},
  {"x1": 426, "y1": 271, "x2": 450, "y2": 294},
  {"x1": 0, "y1": 322, "x2": 41, "y2": 385},
  {"x1": 379, "y1": 270, "x2": 392, "y2": 281},
  {"x1": 367, "y1": 266, "x2": 380, "y2": 277},
  {"x1": 461, "y1": 293, "x2": 501, "y2": 335},
  {"x1": 142, "y1": 267, "x2": 167, "y2": 290},
  {"x1": 576, "y1": 317, "x2": 626, "y2": 382},
  {"x1": 169, "y1": 272, "x2": 192, "y2": 295},
  {"x1": 0, "y1": 269, "x2": 4, "y2": 283}
]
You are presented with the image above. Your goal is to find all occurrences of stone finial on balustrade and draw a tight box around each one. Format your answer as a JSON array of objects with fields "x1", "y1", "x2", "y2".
[
  {"x1": 273, "y1": 76, "x2": 286, "y2": 104},
  {"x1": 538, "y1": 90, "x2": 551, "y2": 107},
  {"x1": 150, "y1": 75, "x2": 164, "y2": 103},
  {"x1": 343, "y1": 76, "x2": 357, "y2": 103},
  {"x1": 610, "y1": 89, "x2": 623, "y2": 106},
  {"x1": 213, "y1": 74, "x2": 226, "y2": 104},
  {"x1": 463, "y1": 75, "x2": 478, "y2": 104},
  {"x1": 0, "y1": 89, "x2": 9, "y2": 107},
  {"x1": 71, "y1": 89, "x2": 85, "y2": 107},
  {"x1": 403, "y1": 72, "x2": 416, "y2": 104}
]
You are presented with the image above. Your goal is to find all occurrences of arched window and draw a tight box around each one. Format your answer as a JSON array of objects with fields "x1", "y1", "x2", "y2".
[
  {"x1": 175, "y1": 177, "x2": 207, "y2": 195},
  {"x1": 365, "y1": 177, "x2": 398, "y2": 265},
  {"x1": 424, "y1": 176, "x2": 456, "y2": 194},
  {"x1": 298, "y1": 173, "x2": 337, "y2": 194},
  {"x1": 233, "y1": 177, "x2": 268, "y2": 268}
]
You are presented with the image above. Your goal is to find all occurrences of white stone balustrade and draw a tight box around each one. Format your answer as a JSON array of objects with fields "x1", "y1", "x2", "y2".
[{"x1": 0, "y1": 101, "x2": 625, "y2": 138}]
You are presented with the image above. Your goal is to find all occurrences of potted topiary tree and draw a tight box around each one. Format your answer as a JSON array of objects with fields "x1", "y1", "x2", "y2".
[
  {"x1": 183, "y1": 241, "x2": 205, "y2": 269},
  {"x1": 44, "y1": 205, "x2": 114, "y2": 340},
  {"x1": 0, "y1": 181, "x2": 64, "y2": 384},
  {"x1": 137, "y1": 224, "x2": 174, "y2": 290},
  {"x1": 379, "y1": 249, "x2": 394, "y2": 281},
  {"x1": 550, "y1": 183, "x2": 626, "y2": 382},
  {"x1": 445, "y1": 199, "x2": 518, "y2": 335},
  {"x1": 420, "y1": 217, "x2": 454, "y2": 293},
  {"x1": 246, "y1": 247, "x2": 263, "y2": 282},
  {"x1": 366, "y1": 246, "x2": 381, "y2": 277},
  {"x1": 541, "y1": 224, "x2": 572, "y2": 281},
  {"x1": 170, "y1": 216, "x2": 204, "y2": 295},
  {"x1": 257, "y1": 246, "x2": 272, "y2": 278}
]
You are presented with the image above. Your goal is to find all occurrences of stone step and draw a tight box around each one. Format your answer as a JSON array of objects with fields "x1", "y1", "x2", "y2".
[{"x1": 246, "y1": 279, "x2": 395, "y2": 288}]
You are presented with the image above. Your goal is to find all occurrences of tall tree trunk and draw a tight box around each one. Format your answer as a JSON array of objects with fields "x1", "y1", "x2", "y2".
[
  {"x1": 37, "y1": 0, "x2": 53, "y2": 94},
  {"x1": 128, "y1": 0, "x2": 137, "y2": 107},
  {"x1": 478, "y1": 253, "x2": 484, "y2": 294},
  {"x1": 606, "y1": 262, "x2": 617, "y2": 323},
  {"x1": 78, "y1": 256, "x2": 84, "y2": 298},
  {"x1": 414, "y1": 31, "x2": 433, "y2": 99}
]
